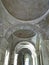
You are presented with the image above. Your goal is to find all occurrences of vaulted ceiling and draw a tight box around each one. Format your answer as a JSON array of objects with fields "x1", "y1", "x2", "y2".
[{"x1": 0, "y1": 0, "x2": 49, "y2": 65}]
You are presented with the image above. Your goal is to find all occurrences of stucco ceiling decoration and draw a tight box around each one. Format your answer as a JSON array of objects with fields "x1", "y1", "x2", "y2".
[{"x1": 1, "y1": 0, "x2": 49, "y2": 21}]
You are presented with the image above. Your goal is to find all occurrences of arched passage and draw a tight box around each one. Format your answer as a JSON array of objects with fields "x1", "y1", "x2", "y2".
[{"x1": 3, "y1": 23, "x2": 47, "y2": 65}]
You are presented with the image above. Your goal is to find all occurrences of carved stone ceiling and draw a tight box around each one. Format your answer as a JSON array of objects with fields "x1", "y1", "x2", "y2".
[{"x1": 0, "y1": 0, "x2": 49, "y2": 65}]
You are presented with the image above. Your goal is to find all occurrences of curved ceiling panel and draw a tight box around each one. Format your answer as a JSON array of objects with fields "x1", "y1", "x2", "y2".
[{"x1": 1, "y1": 0, "x2": 49, "y2": 21}]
